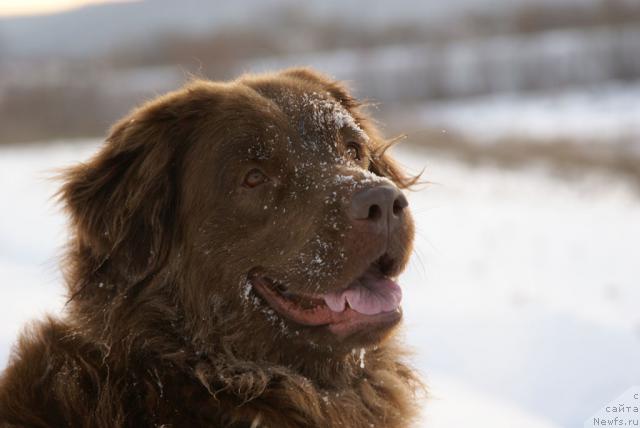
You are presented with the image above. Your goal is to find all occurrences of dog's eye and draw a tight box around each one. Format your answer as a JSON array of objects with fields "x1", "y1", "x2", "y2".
[
  {"x1": 243, "y1": 168, "x2": 269, "y2": 188},
  {"x1": 345, "y1": 142, "x2": 362, "y2": 162}
]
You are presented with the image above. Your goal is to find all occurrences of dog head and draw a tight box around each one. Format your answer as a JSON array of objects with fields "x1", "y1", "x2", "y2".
[{"x1": 60, "y1": 68, "x2": 417, "y2": 361}]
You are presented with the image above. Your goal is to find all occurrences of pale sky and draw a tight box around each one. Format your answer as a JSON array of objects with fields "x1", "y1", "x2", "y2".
[{"x1": 0, "y1": 0, "x2": 135, "y2": 17}]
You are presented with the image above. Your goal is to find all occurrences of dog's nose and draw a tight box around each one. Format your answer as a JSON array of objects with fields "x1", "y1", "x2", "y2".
[{"x1": 350, "y1": 184, "x2": 408, "y2": 230}]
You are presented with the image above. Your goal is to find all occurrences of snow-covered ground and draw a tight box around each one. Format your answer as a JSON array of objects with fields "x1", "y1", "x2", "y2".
[
  {"x1": 399, "y1": 149, "x2": 640, "y2": 427},
  {"x1": 1, "y1": 140, "x2": 639, "y2": 427}
]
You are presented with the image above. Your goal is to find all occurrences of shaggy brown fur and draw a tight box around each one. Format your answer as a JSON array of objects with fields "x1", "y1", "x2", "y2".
[{"x1": 0, "y1": 68, "x2": 422, "y2": 427}]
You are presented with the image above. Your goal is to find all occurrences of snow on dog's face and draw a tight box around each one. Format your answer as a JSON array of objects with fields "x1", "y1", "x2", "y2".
[{"x1": 61, "y1": 68, "x2": 416, "y2": 358}]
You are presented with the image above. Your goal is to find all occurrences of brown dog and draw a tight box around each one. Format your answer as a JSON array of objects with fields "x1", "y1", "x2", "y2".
[{"x1": 0, "y1": 68, "x2": 422, "y2": 427}]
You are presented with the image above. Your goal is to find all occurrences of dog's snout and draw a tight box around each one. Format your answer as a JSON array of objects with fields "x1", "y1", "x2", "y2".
[{"x1": 350, "y1": 185, "x2": 408, "y2": 230}]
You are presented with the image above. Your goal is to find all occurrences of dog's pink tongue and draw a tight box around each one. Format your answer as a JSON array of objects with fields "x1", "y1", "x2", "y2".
[{"x1": 323, "y1": 277, "x2": 402, "y2": 315}]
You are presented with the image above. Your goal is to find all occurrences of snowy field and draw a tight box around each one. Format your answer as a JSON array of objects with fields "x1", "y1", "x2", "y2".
[
  {"x1": 411, "y1": 82, "x2": 640, "y2": 147},
  {"x1": 1, "y1": 140, "x2": 639, "y2": 427}
]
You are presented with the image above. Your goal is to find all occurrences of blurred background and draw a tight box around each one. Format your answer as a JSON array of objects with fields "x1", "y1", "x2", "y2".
[{"x1": 0, "y1": 1, "x2": 639, "y2": 427}]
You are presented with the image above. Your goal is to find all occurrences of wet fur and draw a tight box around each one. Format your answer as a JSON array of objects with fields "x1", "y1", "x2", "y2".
[{"x1": 0, "y1": 68, "x2": 422, "y2": 427}]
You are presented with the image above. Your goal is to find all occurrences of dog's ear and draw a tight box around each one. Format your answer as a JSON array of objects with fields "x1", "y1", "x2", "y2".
[{"x1": 59, "y1": 89, "x2": 205, "y2": 286}]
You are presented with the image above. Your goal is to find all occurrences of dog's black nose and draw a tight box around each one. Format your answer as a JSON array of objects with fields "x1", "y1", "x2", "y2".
[{"x1": 350, "y1": 185, "x2": 408, "y2": 231}]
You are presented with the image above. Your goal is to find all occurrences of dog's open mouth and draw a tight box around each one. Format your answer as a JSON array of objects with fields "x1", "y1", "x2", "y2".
[{"x1": 249, "y1": 256, "x2": 403, "y2": 337}]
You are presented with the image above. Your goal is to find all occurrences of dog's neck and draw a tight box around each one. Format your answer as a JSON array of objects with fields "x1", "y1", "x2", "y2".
[{"x1": 192, "y1": 340, "x2": 421, "y2": 428}]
